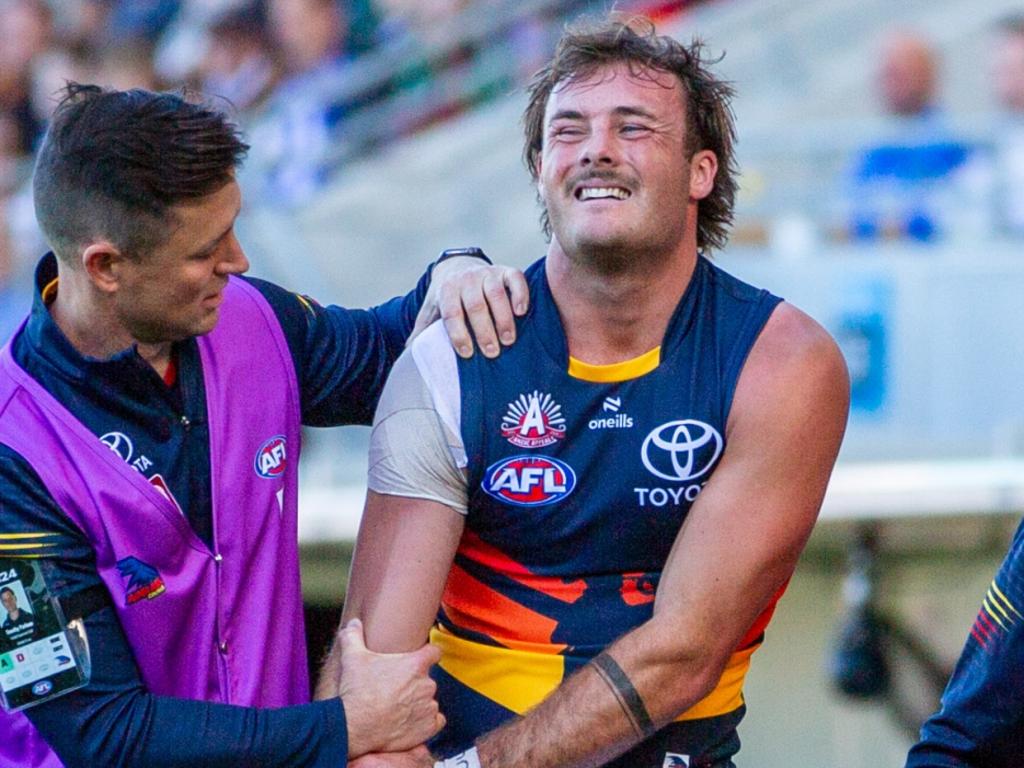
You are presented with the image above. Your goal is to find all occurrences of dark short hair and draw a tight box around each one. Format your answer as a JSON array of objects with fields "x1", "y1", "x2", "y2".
[
  {"x1": 0, "y1": 587, "x2": 13, "y2": 599},
  {"x1": 522, "y1": 17, "x2": 738, "y2": 253},
  {"x1": 33, "y1": 83, "x2": 250, "y2": 262}
]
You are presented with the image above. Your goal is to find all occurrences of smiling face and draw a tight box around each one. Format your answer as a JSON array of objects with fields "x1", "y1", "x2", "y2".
[
  {"x1": 538, "y1": 62, "x2": 715, "y2": 268},
  {"x1": 111, "y1": 179, "x2": 249, "y2": 344}
]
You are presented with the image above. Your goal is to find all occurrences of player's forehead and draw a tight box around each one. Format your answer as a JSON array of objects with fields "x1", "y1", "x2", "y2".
[{"x1": 544, "y1": 61, "x2": 685, "y2": 122}]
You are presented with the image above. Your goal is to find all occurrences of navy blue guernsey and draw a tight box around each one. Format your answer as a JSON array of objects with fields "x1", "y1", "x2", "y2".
[
  {"x1": 430, "y1": 256, "x2": 783, "y2": 765},
  {"x1": 907, "y1": 517, "x2": 1024, "y2": 767},
  {"x1": 0, "y1": 253, "x2": 428, "y2": 767}
]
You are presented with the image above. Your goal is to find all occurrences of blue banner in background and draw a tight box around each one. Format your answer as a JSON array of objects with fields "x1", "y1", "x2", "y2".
[{"x1": 833, "y1": 278, "x2": 891, "y2": 415}]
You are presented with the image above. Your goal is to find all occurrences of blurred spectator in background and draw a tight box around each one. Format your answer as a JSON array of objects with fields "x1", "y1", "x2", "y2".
[
  {"x1": 0, "y1": 0, "x2": 52, "y2": 155},
  {"x1": 878, "y1": 31, "x2": 937, "y2": 117},
  {"x1": 245, "y1": 0, "x2": 357, "y2": 205},
  {"x1": 0, "y1": 198, "x2": 23, "y2": 341},
  {"x1": 846, "y1": 30, "x2": 975, "y2": 243},
  {"x1": 200, "y1": 5, "x2": 279, "y2": 115},
  {"x1": 987, "y1": 13, "x2": 1024, "y2": 236}
]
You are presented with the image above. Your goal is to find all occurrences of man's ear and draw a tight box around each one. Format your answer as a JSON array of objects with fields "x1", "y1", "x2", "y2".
[
  {"x1": 81, "y1": 241, "x2": 126, "y2": 294},
  {"x1": 689, "y1": 150, "x2": 718, "y2": 201}
]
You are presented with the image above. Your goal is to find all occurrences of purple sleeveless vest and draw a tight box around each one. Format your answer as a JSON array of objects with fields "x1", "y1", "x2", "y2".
[{"x1": 0, "y1": 278, "x2": 306, "y2": 767}]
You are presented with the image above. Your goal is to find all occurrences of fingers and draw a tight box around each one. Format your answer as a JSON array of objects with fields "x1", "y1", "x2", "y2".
[
  {"x1": 410, "y1": 302, "x2": 433, "y2": 342},
  {"x1": 439, "y1": 279, "x2": 473, "y2": 359},
  {"x1": 431, "y1": 261, "x2": 529, "y2": 359},
  {"x1": 404, "y1": 690, "x2": 445, "y2": 747},
  {"x1": 411, "y1": 641, "x2": 442, "y2": 673},
  {"x1": 482, "y1": 270, "x2": 517, "y2": 349},
  {"x1": 505, "y1": 266, "x2": 530, "y2": 317},
  {"x1": 340, "y1": 618, "x2": 366, "y2": 655}
]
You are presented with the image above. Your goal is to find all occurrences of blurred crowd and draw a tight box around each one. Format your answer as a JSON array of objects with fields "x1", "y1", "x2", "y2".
[
  {"x1": 6, "y1": 2, "x2": 1024, "y2": 341},
  {"x1": 842, "y1": 17, "x2": 1024, "y2": 245},
  {"x1": 0, "y1": 0, "x2": 695, "y2": 340}
]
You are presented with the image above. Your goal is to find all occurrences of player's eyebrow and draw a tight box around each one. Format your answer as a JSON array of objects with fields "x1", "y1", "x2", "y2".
[
  {"x1": 550, "y1": 109, "x2": 586, "y2": 122},
  {"x1": 549, "y1": 106, "x2": 660, "y2": 122},
  {"x1": 612, "y1": 105, "x2": 659, "y2": 120}
]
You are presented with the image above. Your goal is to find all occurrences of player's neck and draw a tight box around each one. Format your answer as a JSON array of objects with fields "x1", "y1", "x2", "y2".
[
  {"x1": 546, "y1": 242, "x2": 697, "y2": 365},
  {"x1": 49, "y1": 270, "x2": 174, "y2": 377}
]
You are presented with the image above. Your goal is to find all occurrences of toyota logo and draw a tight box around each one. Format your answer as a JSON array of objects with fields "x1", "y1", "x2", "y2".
[
  {"x1": 641, "y1": 420, "x2": 723, "y2": 482},
  {"x1": 100, "y1": 431, "x2": 134, "y2": 463}
]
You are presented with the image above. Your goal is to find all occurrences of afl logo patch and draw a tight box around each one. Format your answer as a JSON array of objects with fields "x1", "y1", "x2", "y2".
[
  {"x1": 32, "y1": 680, "x2": 53, "y2": 697},
  {"x1": 482, "y1": 455, "x2": 576, "y2": 506},
  {"x1": 255, "y1": 436, "x2": 287, "y2": 479}
]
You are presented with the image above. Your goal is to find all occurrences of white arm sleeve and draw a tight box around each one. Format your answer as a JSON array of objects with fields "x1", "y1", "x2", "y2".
[{"x1": 367, "y1": 322, "x2": 469, "y2": 514}]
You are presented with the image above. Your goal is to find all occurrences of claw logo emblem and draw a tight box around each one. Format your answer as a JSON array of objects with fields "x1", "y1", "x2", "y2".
[{"x1": 116, "y1": 557, "x2": 166, "y2": 605}]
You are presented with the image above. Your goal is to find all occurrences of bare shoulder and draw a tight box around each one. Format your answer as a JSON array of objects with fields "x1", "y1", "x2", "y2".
[
  {"x1": 731, "y1": 302, "x2": 850, "y2": 433},
  {"x1": 755, "y1": 302, "x2": 845, "y2": 372}
]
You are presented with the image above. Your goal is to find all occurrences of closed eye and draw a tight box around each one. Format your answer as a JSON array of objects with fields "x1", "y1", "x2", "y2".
[{"x1": 551, "y1": 125, "x2": 585, "y2": 138}]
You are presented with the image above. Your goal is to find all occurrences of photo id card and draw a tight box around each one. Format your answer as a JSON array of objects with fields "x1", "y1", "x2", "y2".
[{"x1": 0, "y1": 559, "x2": 89, "y2": 711}]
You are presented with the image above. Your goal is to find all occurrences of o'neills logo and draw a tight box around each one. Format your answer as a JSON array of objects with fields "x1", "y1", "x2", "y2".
[
  {"x1": 588, "y1": 413, "x2": 634, "y2": 430},
  {"x1": 501, "y1": 391, "x2": 566, "y2": 448}
]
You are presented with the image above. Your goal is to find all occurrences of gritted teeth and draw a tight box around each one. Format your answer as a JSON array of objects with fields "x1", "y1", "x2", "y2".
[{"x1": 576, "y1": 186, "x2": 631, "y2": 201}]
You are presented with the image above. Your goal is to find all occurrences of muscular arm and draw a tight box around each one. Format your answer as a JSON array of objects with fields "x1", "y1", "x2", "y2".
[
  {"x1": 332, "y1": 307, "x2": 848, "y2": 768},
  {"x1": 468, "y1": 304, "x2": 850, "y2": 768},
  {"x1": 345, "y1": 492, "x2": 465, "y2": 653},
  {"x1": 316, "y1": 340, "x2": 468, "y2": 693}
]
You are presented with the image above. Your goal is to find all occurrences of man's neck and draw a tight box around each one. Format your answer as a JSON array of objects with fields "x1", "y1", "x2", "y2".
[
  {"x1": 49, "y1": 270, "x2": 173, "y2": 378},
  {"x1": 546, "y1": 242, "x2": 698, "y2": 365}
]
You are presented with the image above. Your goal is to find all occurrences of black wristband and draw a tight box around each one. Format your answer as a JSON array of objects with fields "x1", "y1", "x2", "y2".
[{"x1": 435, "y1": 247, "x2": 493, "y2": 266}]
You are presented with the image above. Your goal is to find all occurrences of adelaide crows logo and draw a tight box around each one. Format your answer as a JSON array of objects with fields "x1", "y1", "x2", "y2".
[{"x1": 116, "y1": 557, "x2": 167, "y2": 605}]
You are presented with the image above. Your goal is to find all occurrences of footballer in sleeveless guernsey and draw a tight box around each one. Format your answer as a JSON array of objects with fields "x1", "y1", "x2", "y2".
[
  {"x1": 368, "y1": 257, "x2": 782, "y2": 765},
  {"x1": 340, "y1": 17, "x2": 849, "y2": 768}
]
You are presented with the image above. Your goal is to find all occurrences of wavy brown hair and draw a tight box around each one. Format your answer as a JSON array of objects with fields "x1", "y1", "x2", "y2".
[{"x1": 523, "y1": 17, "x2": 738, "y2": 253}]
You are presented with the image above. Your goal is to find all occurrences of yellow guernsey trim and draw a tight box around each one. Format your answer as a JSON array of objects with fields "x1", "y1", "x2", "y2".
[
  {"x1": 986, "y1": 594, "x2": 1012, "y2": 625},
  {"x1": 675, "y1": 644, "x2": 757, "y2": 721},
  {"x1": 431, "y1": 626, "x2": 755, "y2": 721},
  {"x1": 0, "y1": 543, "x2": 55, "y2": 551},
  {"x1": 0, "y1": 533, "x2": 59, "y2": 540},
  {"x1": 567, "y1": 347, "x2": 661, "y2": 383},
  {"x1": 41, "y1": 277, "x2": 59, "y2": 304},
  {"x1": 992, "y1": 582, "x2": 1023, "y2": 620},
  {"x1": 431, "y1": 627, "x2": 565, "y2": 715},
  {"x1": 984, "y1": 599, "x2": 1009, "y2": 631}
]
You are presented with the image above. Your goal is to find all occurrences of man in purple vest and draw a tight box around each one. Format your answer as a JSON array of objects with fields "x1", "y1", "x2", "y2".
[{"x1": 0, "y1": 83, "x2": 528, "y2": 767}]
